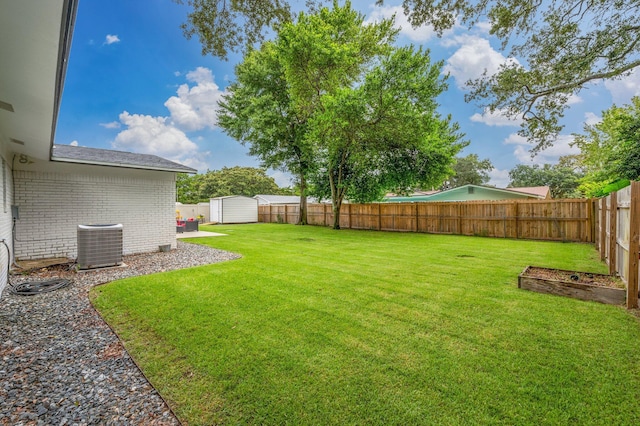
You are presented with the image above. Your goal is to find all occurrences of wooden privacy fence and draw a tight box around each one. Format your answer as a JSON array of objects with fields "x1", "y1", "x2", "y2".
[
  {"x1": 259, "y1": 198, "x2": 595, "y2": 242},
  {"x1": 595, "y1": 181, "x2": 640, "y2": 309}
]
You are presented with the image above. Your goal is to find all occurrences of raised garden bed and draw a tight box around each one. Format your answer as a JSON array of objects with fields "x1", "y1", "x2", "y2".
[{"x1": 518, "y1": 266, "x2": 626, "y2": 305}]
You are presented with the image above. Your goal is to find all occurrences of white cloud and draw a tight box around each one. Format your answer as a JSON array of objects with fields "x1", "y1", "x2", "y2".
[
  {"x1": 110, "y1": 68, "x2": 230, "y2": 172},
  {"x1": 113, "y1": 111, "x2": 199, "y2": 160},
  {"x1": 475, "y1": 21, "x2": 492, "y2": 33},
  {"x1": 104, "y1": 34, "x2": 120, "y2": 45},
  {"x1": 488, "y1": 168, "x2": 510, "y2": 188},
  {"x1": 504, "y1": 133, "x2": 530, "y2": 145},
  {"x1": 99, "y1": 121, "x2": 121, "y2": 129},
  {"x1": 365, "y1": 5, "x2": 438, "y2": 42},
  {"x1": 164, "y1": 67, "x2": 225, "y2": 131},
  {"x1": 269, "y1": 170, "x2": 293, "y2": 187},
  {"x1": 444, "y1": 36, "x2": 519, "y2": 89},
  {"x1": 584, "y1": 112, "x2": 601, "y2": 126},
  {"x1": 510, "y1": 134, "x2": 579, "y2": 165},
  {"x1": 604, "y1": 68, "x2": 640, "y2": 105},
  {"x1": 470, "y1": 108, "x2": 522, "y2": 127},
  {"x1": 174, "y1": 71, "x2": 182, "y2": 77},
  {"x1": 177, "y1": 155, "x2": 211, "y2": 173},
  {"x1": 70, "y1": 140, "x2": 79, "y2": 146},
  {"x1": 566, "y1": 93, "x2": 582, "y2": 105}
]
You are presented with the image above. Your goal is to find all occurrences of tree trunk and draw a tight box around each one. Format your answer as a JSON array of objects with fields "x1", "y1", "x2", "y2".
[
  {"x1": 297, "y1": 173, "x2": 307, "y2": 225},
  {"x1": 332, "y1": 195, "x2": 344, "y2": 229},
  {"x1": 332, "y1": 202, "x2": 341, "y2": 229},
  {"x1": 329, "y1": 168, "x2": 343, "y2": 229}
]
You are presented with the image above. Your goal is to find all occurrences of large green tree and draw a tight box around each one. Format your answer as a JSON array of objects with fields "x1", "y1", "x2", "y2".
[
  {"x1": 176, "y1": 172, "x2": 204, "y2": 204},
  {"x1": 176, "y1": 166, "x2": 284, "y2": 202},
  {"x1": 444, "y1": 154, "x2": 493, "y2": 188},
  {"x1": 219, "y1": 2, "x2": 463, "y2": 229},
  {"x1": 178, "y1": 0, "x2": 639, "y2": 151},
  {"x1": 279, "y1": 2, "x2": 463, "y2": 228},
  {"x1": 508, "y1": 162, "x2": 583, "y2": 199},
  {"x1": 304, "y1": 45, "x2": 464, "y2": 227},
  {"x1": 573, "y1": 97, "x2": 640, "y2": 196},
  {"x1": 218, "y1": 42, "x2": 314, "y2": 224},
  {"x1": 200, "y1": 166, "x2": 282, "y2": 198}
]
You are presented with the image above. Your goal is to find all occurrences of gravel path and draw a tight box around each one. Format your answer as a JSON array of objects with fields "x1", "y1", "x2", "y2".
[{"x1": 0, "y1": 241, "x2": 240, "y2": 426}]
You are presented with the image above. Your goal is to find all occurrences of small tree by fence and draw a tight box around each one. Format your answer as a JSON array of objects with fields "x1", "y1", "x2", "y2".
[
  {"x1": 259, "y1": 199, "x2": 595, "y2": 242},
  {"x1": 595, "y1": 181, "x2": 640, "y2": 309}
]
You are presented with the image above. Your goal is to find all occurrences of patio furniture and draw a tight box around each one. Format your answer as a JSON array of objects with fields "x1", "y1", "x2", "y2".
[{"x1": 185, "y1": 219, "x2": 199, "y2": 232}]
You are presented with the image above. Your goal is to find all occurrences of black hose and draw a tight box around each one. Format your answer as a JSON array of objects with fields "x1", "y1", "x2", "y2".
[
  {"x1": 1, "y1": 239, "x2": 10, "y2": 287},
  {"x1": 8, "y1": 279, "x2": 71, "y2": 296},
  {"x1": 1, "y1": 239, "x2": 72, "y2": 296}
]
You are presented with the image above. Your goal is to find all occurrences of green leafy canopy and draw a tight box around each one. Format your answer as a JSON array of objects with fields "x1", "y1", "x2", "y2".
[
  {"x1": 573, "y1": 96, "x2": 640, "y2": 196},
  {"x1": 217, "y1": 2, "x2": 466, "y2": 229},
  {"x1": 178, "y1": 0, "x2": 640, "y2": 152}
]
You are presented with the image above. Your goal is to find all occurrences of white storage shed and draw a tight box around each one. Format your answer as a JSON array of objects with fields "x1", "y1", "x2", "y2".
[{"x1": 210, "y1": 196, "x2": 258, "y2": 224}]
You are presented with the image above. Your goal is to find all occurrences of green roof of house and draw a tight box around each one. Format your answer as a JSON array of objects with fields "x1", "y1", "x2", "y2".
[{"x1": 383, "y1": 185, "x2": 550, "y2": 202}]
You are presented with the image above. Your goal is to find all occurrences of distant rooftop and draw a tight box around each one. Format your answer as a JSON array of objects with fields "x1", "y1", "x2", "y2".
[
  {"x1": 51, "y1": 144, "x2": 196, "y2": 173},
  {"x1": 254, "y1": 195, "x2": 301, "y2": 205},
  {"x1": 505, "y1": 186, "x2": 551, "y2": 198}
]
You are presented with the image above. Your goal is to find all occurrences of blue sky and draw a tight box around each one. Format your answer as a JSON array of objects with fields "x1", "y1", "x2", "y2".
[{"x1": 56, "y1": 0, "x2": 640, "y2": 187}]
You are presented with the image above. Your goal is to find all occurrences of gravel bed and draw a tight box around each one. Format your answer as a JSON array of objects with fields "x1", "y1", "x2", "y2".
[{"x1": 0, "y1": 241, "x2": 240, "y2": 426}]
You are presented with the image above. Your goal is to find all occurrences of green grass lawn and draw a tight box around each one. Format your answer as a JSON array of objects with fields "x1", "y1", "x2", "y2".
[{"x1": 91, "y1": 224, "x2": 640, "y2": 425}]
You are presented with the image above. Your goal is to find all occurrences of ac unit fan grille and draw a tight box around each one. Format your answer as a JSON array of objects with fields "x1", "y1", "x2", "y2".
[{"x1": 77, "y1": 224, "x2": 123, "y2": 269}]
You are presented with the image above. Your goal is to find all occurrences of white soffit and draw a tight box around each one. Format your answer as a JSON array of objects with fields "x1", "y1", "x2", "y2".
[{"x1": 0, "y1": 0, "x2": 74, "y2": 161}]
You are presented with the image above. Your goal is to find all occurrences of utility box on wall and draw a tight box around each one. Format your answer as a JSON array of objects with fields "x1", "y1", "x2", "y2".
[{"x1": 77, "y1": 224, "x2": 123, "y2": 269}]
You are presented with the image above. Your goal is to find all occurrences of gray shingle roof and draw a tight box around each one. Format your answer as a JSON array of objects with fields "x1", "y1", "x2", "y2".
[
  {"x1": 51, "y1": 144, "x2": 197, "y2": 173},
  {"x1": 254, "y1": 195, "x2": 303, "y2": 205}
]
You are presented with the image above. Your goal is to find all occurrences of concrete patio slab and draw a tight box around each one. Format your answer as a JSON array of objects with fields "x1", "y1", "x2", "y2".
[{"x1": 176, "y1": 230, "x2": 227, "y2": 239}]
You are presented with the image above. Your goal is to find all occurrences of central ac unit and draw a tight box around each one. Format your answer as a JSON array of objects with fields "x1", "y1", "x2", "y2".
[{"x1": 77, "y1": 224, "x2": 123, "y2": 269}]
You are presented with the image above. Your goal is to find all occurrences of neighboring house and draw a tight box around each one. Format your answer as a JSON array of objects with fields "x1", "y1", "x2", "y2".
[
  {"x1": 506, "y1": 186, "x2": 551, "y2": 199},
  {"x1": 210, "y1": 196, "x2": 258, "y2": 224},
  {"x1": 384, "y1": 185, "x2": 551, "y2": 202},
  {"x1": 0, "y1": 1, "x2": 196, "y2": 295},
  {"x1": 384, "y1": 190, "x2": 440, "y2": 198},
  {"x1": 254, "y1": 195, "x2": 302, "y2": 206},
  {"x1": 253, "y1": 194, "x2": 322, "y2": 205}
]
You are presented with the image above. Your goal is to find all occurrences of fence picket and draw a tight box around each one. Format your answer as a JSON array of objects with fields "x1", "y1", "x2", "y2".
[{"x1": 259, "y1": 199, "x2": 594, "y2": 242}]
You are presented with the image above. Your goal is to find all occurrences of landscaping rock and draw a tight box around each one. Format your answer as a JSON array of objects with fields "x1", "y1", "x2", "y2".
[{"x1": 0, "y1": 241, "x2": 240, "y2": 425}]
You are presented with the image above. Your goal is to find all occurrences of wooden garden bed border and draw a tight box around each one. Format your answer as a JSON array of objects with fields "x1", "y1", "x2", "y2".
[{"x1": 518, "y1": 266, "x2": 626, "y2": 305}]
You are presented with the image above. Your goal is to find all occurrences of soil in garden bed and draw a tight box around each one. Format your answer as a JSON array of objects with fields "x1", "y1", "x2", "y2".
[{"x1": 525, "y1": 267, "x2": 624, "y2": 289}]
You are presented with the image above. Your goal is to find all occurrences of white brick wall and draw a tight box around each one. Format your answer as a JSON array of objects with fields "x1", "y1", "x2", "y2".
[{"x1": 13, "y1": 163, "x2": 177, "y2": 260}]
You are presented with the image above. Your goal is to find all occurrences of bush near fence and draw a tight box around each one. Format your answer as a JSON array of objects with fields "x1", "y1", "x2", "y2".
[{"x1": 259, "y1": 199, "x2": 596, "y2": 242}]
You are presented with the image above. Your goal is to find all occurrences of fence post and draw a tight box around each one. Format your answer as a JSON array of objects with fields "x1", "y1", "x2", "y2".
[
  {"x1": 324, "y1": 204, "x2": 328, "y2": 227},
  {"x1": 378, "y1": 203, "x2": 382, "y2": 230},
  {"x1": 515, "y1": 201, "x2": 520, "y2": 239},
  {"x1": 600, "y1": 198, "x2": 607, "y2": 260},
  {"x1": 586, "y1": 198, "x2": 593, "y2": 243},
  {"x1": 457, "y1": 203, "x2": 462, "y2": 235},
  {"x1": 627, "y1": 182, "x2": 640, "y2": 309},
  {"x1": 608, "y1": 191, "x2": 617, "y2": 276},
  {"x1": 348, "y1": 204, "x2": 352, "y2": 229}
]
